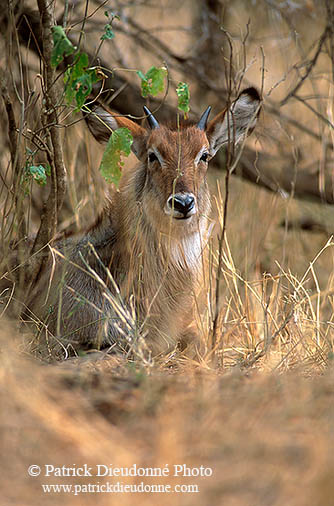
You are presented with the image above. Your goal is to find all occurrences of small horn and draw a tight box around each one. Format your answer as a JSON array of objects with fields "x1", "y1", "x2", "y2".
[
  {"x1": 143, "y1": 106, "x2": 160, "y2": 130},
  {"x1": 197, "y1": 106, "x2": 211, "y2": 131}
]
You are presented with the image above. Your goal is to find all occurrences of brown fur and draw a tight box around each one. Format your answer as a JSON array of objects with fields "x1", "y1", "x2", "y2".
[{"x1": 27, "y1": 88, "x2": 261, "y2": 357}]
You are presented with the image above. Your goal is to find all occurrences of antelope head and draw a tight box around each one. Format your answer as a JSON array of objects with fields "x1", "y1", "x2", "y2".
[{"x1": 84, "y1": 87, "x2": 261, "y2": 237}]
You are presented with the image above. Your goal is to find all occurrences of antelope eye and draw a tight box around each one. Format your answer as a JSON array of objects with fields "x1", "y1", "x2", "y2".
[
  {"x1": 148, "y1": 152, "x2": 158, "y2": 163},
  {"x1": 200, "y1": 152, "x2": 210, "y2": 163}
]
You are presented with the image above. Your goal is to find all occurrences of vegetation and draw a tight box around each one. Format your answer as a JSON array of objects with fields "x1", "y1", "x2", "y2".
[{"x1": 1, "y1": 1, "x2": 334, "y2": 505}]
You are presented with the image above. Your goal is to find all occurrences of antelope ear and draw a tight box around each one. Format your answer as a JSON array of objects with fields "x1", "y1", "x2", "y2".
[
  {"x1": 206, "y1": 87, "x2": 261, "y2": 157},
  {"x1": 83, "y1": 103, "x2": 147, "y2": 161}
]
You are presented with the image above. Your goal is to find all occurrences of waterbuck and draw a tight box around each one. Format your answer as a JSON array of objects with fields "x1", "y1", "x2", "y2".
[{"x1": 29, "y1": 87, "x2": 261, "y2": 357}]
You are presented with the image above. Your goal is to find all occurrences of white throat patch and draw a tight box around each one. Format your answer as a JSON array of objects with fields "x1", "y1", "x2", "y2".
[{"x1": 169, "y1": 220, "x2": 208, "y2": 271}]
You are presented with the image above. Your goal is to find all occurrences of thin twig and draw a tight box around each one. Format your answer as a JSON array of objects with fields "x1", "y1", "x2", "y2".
[
  {"x1": 211, "y1": 29, "x2": 234, "y2": 351},
  {"x1": 280, "y1": 25, "x2": 330, "y2": 106}
]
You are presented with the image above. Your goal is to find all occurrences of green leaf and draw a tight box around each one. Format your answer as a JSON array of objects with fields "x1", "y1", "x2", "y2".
[
  {"x1": 104, "y1": 11, "x2": 120, "y2": 19},
  {"x1": 176, "y1": 82, "x2": 190, "y2": 117},
  {"x1": 136, "y1": 70, "x2": 146, "y2": 81},
  {"x1": 26, "y1": 164, "x2": 50, "y2": 186},
  {"x1": 99, "y1": 128, "x2": 133, "y2": 185},
  {"x1": 73, "y1": 73, "x2": 93, "y2": 109},
  {"x1": 101, "y1": 24, "x2": 115, "y2": 41},
  {"x1": 137, "y1": 66, "x2": 167, "y2": 98},
  {"x1": 101, "y1": 12, "x2": 120, "y2": 41},
  {"x1": 64, "y1": 52, "x2": 89, "y2": 104},
  {"x1": 51, "y1": 26, "x2": 75, "y2": 67},
  {"x1": 45, "y1": 163, "x2": 51, "y2": 177},
  {"x1": 67, "y1": 52, "x2": 89, "y2": 81},
  {"x1": 64, "y1": 53, "x2": 100, "y2": 110}
]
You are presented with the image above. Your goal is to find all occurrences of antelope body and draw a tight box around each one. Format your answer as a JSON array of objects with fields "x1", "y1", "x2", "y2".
[{"x1": 30, "y1": 87, "x2": 261, "y2": 356}]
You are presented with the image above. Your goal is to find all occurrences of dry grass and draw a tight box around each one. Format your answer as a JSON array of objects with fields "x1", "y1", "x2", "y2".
[
  {"x1": 2, "y1": 206, "x2": 334, "y2": 504},
  {"x1": 2, "y1": 323, "x2": 334, "y2": 506}
]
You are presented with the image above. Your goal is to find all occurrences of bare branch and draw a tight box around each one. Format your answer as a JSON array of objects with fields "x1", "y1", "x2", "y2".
[{"x1": 280, "y1": 25, "x2": 330, "y2": 107}]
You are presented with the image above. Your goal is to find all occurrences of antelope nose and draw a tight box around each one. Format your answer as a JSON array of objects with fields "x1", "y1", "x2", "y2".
[{"x1": 167, "y1": 193, "x2": 196, "y2": 218}]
